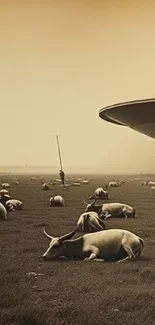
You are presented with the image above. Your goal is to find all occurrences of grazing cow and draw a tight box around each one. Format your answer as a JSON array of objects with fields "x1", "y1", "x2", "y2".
[
  {"x1": 84, "y1": 199, "x2": 135, "y2": 219},
  {"x1": 30, "y1": 177, "x2": 37, "y2": 181},
  {"x1": 5, "y1": 199, "x2": 23, "y2": 211},
  {"x1": 77, "y1": 212, "x2": 106, "y2": 232},
  {"x1": 108, "y1": 181, "x2": 120, "y2": 187},
  {"x1": 42, "y1": 227, "x2": 144, "y2": 263},
  {"x1": 1, "y1": 182, "x2": 11, "y2": 189},
  {"x1": 49, "y1": 195, "x2": 65, "y2": 207},
  {"x1": 0, "y1": 203, "x2": 7, "y2": 220},
  {"x1": 89, "y1": 187, "x2": 108, "y2": 200}
]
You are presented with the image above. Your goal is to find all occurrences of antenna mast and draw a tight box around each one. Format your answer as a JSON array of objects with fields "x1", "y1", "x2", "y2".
[{"x1": 56, "y1": 135, "x2": 63, "y2": 171}]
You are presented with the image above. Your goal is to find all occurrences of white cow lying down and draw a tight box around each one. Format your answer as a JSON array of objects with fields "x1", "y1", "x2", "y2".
[
  {"x1": 0, "y1": 189, "x2": 9, "y2": 195},
  {"x1": 0, "y1": 203, "x2": 7, "y2": 220},
  {"x1": 77, "y1": 212, "x2": 106, "y2": 232},
  {"x1": 42, "y1": 227, "x2": 144, "y2": 263},
  {"x1": 1, "y1": 182, "x2": 11, "y2": 189},
  {"x1": 85, "y1": 199, "x2": 135, "y2": 219},
  {"x1": 5, "y1": 199, "x2": 23, "y2": 211}
]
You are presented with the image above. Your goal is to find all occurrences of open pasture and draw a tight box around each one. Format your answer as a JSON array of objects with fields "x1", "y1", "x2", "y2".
[{"x1": 1, "y1": 174, "x2": 155, "y2": 325}]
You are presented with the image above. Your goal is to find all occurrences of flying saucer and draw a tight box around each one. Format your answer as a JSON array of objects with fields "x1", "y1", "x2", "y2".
[{"x1": 99, "y1": 98, "x2": 155, "y2": 139}]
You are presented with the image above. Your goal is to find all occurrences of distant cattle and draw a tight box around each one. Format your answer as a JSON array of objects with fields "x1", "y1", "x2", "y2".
[
  {"x1": 30, "y1": 177, "x2": 37, "y2": 181},
  {"x1": 142, "y1": 181, "x2": 148, "y2": 186},
  {"x1": 40, "y1": 178, "x2": 52, "y2": 191},
  {"x1": 42, "y1": 183, "x2": 51, "y2": 190},
  {"x1": 13, "y1": 180, "x2": 19, "y2": 185},
  {"x1": 72, "y1": 182, "x2": 81, "y2": 187},
  {"x1": 148, "y1": 181, "x2": 155, "y2": 186},
  {"x1": 82, "y1": 180, "x2": 89, "y2": 185},
  {"x1": 55, "y1": 179, "x2": 62, "y2": 185},
  {"x1": 49, "y1": 195, "x2": 65, "y2": 207},
  {"x1": 108, "y1": 181, "x2": 120, "y2": 187},
  {"x1": 76, "y1": 178, "x2": 83, "y2": 183},
  {"x1": 89, "y1": 187, "x2": 108, "y2": 200},
  {"x1": 1, "y1": 182, "x2": 11, "y2": 189}
]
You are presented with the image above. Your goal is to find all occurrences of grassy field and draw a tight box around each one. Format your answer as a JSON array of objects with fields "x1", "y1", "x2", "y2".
[{"x1": 1, "y1": 174, "x2": 155, "y2": 325}]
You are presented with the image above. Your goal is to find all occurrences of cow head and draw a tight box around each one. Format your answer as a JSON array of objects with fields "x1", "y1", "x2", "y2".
[
  {"x1": 84, "y1": 198, "x2": 103, "y2": 215},
  {"x1": 49, "y1": 197, "x2": 54, "y2": 206},
  {"x1": 0, "y1": 194, "x2": 11, "y2": 205},
  {"x1": 42, "y1": 226, "x2": 77, "y2": 260}
]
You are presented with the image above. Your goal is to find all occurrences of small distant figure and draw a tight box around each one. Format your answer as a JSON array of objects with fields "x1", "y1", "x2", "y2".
[{"x1": 59, "y1": 169, "x2": 65, "y2": 186}]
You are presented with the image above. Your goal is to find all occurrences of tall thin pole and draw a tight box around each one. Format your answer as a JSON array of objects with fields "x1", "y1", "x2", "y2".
[{"x1": 56, "y1": 135, "x2": 63, "y2": 170}]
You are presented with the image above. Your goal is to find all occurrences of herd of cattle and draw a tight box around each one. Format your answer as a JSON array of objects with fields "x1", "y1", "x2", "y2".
[{"x1": 1, "y1": 176, "x2": 154, "y2": 263}]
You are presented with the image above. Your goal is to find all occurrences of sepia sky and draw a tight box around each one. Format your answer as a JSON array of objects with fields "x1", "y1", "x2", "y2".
[{"x1": 1, "y1": 0, "x2": 155, "y2": 174}]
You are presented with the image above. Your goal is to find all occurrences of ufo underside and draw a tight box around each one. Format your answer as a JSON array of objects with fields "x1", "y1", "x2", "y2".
[{"x1": 99, "y1": 98, "x2": 155, "y2": 139}]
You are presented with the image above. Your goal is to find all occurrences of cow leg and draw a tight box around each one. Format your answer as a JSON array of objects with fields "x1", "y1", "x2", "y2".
[
  {"x1": 92, "y1": 258, "x2": 105, "y2": 262},
  {"x1": 98, "y1": 218, "x2": 106, "y2": 229},
  {"x1": 81, "y1": 222, "x2": 85, "y2": 232},
  {"x1": 84, "y1": 254, "x2": 105, "y2": 262},
  {"x1": 88, "y1": 223, "x2": 97, "y2": 232},
  {"x1": 84, "y1": 247, "x2": 100, "y2": 261},
  {"x1": 104, "y1": 213, "x2": 112, "y2": 220},
  {"x1": 122, "y1": 208, "x2": 128, "y2": 219},
  {"x1": 89, "y1": 220, "x2": 104, "y2": 231},
  {"x1": 116, "y1": 244, "x2": 135, "y2": 263},
  {"x1": 10, "y1": 206, "x2": 15, "y2": 211}
]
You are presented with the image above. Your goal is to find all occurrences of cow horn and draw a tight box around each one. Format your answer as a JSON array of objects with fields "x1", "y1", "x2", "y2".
[
  {"x1": 91, "y1": 198, "x2": 97, "y2": 205},
  {"x1": 59, "y1": 226, "x2": 78, "y2": 243},
  {"x1": 43, "y1": 227, "x2": 53, "y2": 240},
  {"x1": 84, "y1": 199, "x2": 88, "y2": 205},
  {"x1": 88, "y1": 195, "x2": 95, "y2": 200}
]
